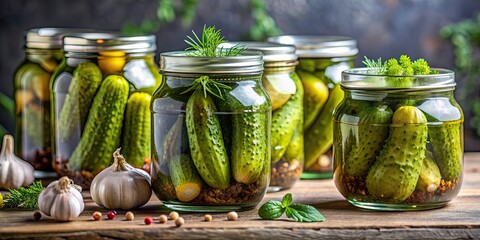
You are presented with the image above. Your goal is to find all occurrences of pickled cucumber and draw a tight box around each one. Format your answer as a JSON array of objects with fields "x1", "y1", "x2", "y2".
[
  {"x1": 271, "y1": 73, "x2": 303, "y2": 163},
  {"x1": 169, "y1": 155, "x2": 203, "y2": 202},
  {"x1": 344, "y1": 104, "x2": 393, "y2": 177},
  {"x1": 366, "y1": 106, "x2": 428, "y2": 203},
  {"x1": 186, "y1": 89, "x2": 230, "y2": 190},
  {"x1": 297, "y1": 70, "x2": 329, "y2": 130},
  {"x1": 429, "y1": 121, "x2": 463, "y2": 181},
  {"x1": 58, "y1": 62, "x2": 103, "y2": 141},
  {"x1": 416, "y1": 150, "x2": 441, "y2": 193}
]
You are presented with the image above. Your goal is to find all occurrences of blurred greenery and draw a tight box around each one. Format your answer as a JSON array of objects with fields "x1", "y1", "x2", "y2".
[
  {"x1": 0, "y1": 91, "x2": 14, "y2": 136},
  {"x1": 121, "y1": 0, "x2": 281, "y2": 40},
  {"x1": 441, "y1": 14, "x2": 480, "y2": 136}
]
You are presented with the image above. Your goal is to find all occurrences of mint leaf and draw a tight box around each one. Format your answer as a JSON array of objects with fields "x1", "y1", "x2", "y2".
[
  {"x1": 285, "y1": 204, "x2": 325, "y2": 222},
  {"x1": 281, "y1": 193, "x2": 292, "y2": 207},
  {"x1": 258, "y1": 200, "x2": 285, "y2": 220}
]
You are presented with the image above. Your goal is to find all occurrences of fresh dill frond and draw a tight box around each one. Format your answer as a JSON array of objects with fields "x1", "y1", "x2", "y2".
[
  {"x1": 185, "y1": 25, "x2": 245, "y2": 57},
  {"x1": 362, "y1": 56, "x2": 386, "y2": 74},
  {"x1": 181, "y1": 76, "x2": 231, "y2": 99},
  {"x1": 2, "y1": 181, "x2": 45, "y2": 210}
]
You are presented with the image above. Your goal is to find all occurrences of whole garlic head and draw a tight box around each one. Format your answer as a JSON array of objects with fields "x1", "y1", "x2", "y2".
[
  {"x1": 38, "y1": 176, "x2": 84, "y2": 221},
  {"x1": 90, "y1": 148, "x2": 151, "y2": 210},
  {"x1": 0, "y1": 134, "x2": 34, "y2": 189}
]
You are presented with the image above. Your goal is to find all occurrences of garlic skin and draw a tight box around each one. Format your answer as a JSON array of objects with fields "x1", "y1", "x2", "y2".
[
  {"x1": 0, "y1": 134, "x2": 34, "y2": 189},
  {"x1": 90, "y1": 148, "x2": 151, "y2": 210},
  {"x1": 38, "y1": 176, "x2": 84, "y2": 221}
]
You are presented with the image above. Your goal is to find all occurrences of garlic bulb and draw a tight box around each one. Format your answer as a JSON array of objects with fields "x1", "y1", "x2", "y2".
[
  {"x1": 38, "y1": 176, "x2": 84, "y2": 221},
  {"x1": 90, "y1": 148, "x2": 151, "y2": 210},
  {"x1": 0, "y1": 134, "x2": 34, "y2": 189}
]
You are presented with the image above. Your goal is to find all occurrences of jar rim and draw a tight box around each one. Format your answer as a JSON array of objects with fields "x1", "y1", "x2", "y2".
[
  {"x1": 63, "y1": 32, "x2": 156, "y2": 53},
  {"x1": 341, "y1": 67, "x2": 456, "y2": 91},
  {"x1": 218, "y1": 42, "x2": 298, "y2": 63},
  {"x1": 25, "y1": 28, "x2": 97, "y2": 49},
  {"x1": 267, "y1": 35, "x2": 358, "y2": 58},
  {"x1": 160, "y1": 51, "x2": 264, "y2": 74}
]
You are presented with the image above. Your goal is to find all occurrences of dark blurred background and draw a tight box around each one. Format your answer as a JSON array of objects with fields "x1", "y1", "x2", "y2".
[{"x1": 1, "y1": 0, "x2": 480, "y2": 149}]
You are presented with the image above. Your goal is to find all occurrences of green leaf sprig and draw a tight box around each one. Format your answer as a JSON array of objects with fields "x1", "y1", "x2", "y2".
[
  {"x1": 363, "y1": 55, "x2": 436, "y2": 76},
  {"x1": 2, "y1": 181, "x2": 45, "y2": 210},
  {"x1": 185, "y1": 25, "x2": 246, "y2": 57},
  {"x1": 258, "y1": 193, "x2": 325, "y2": 222},
  {"x1": 181, "y1": 76, "x2": 231, "y2": 100}
]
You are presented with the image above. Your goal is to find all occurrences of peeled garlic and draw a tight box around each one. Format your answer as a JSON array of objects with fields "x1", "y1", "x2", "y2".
[
  {"x1": 38, "y1": 176, "x2": 84, "y2": 221},
  {"x1": 90, "y1": 148, "x2": 151, "y2": 210},
  {"x1": 0, "y1": 134, "x2": 34, "y2": 189}
]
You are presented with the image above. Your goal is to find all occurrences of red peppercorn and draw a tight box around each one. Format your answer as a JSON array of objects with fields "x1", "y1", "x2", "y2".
[
  {"x1": 107, "y1": 211, "x2": 116, "y2": 220},
  {"x1": 144, "y1": 216, "x2": 153, "y2": 225}
]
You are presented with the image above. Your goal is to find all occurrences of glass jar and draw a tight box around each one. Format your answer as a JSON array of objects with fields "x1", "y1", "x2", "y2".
[
  {"x1": 51, "y1": 33, "x2": 161, "y2": 188},
  {"x1": 151, "y1": 51, "x2": 271, "y2": 212},
  {"x1": 14, "y1": 28, "x2": 93, "y2": 176},
  {"x1": 333, "y1": 68, "x2": 463, "y2": 211},
  {"x1": 268, "y1": 35, "x2": 358, "y2": 179},
  {"x1": 222, "y1": 42, "x2": 303, "y2": 192}
]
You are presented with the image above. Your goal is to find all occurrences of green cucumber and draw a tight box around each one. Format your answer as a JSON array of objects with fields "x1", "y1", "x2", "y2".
[
  {"x1": 168, "y1": 155, "x2": 203, "y2": 202},
  {"x1": 284, "y1": 119, "x2": 304, "y2": 163},
  {"x1": 297, "y1": 70, "x2": 329, "y2": 130},
  {"x1": 68, "y1": 75, "x2": 129, "y2": 172},
  {"x1": 344, "y1": 104, "x2": 393, "y2": 177},
  {"x1": 186, "y1": 89, "x2": 230, "y2": 190},
  {"x1": 121, "y1": 92, "x2": 152, "y2": 167},
  {"x1": 366, "y1": 106, "x2": 428, "y2": 203},
  {"x1": 416, "y1": 150, "x2": 441, "y2": 193},
  {"x1": 428, "y1": 121, "x2": 463, "y2": 181},
  {"x1": 58, "y1": 62, "x2": 103, "y2": 141},
  {"x1": 271, "y1": 73, "x2": 303, "y2": 163},
  {"x1": 304, "y1": 84, "x2": 344, "y2": 168}
]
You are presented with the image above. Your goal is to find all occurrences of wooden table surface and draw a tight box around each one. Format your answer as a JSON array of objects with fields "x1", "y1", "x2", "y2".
[{"x1": 1, "y1": 153, "x2": 480, "y2": 240}]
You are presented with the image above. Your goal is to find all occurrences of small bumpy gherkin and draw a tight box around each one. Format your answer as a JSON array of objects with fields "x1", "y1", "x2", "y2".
[
  {"x1": 416, "y1": 150, "x2": 442, "y2": 193},
  {"x1": 366, "y1": 106, "x2": 428, "y2": 203},
  {"x1": 344, "y1": 104, "x2": 393, "y2": 177}
]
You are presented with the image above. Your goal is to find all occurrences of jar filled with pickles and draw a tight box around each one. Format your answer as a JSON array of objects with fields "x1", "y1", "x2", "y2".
[
  {"x1": 14, "y1": 28, "x2": 92, "y2": 176},
  {"x1": 268, "y1": 35, "x2": 358, "y2": 179},
  {"x1": 151, "y1": 30, "x2": 271, "y2": 211},
  {"x1": 334, "y1": 57, "x2": 463, "y2": 211},
  {"x1": 51, "y1": 33, "x2": 161, "y2": 188},
  {"x1": 221, "y1": 42, "x2": 303, "y2": 192}
]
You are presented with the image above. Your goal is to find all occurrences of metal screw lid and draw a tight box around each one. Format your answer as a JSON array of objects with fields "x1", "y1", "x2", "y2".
[
  {"x1": 25, "y1": 28, "x2": 96, "y2": 49},
  {"x1": 160, "y1": 51, "x2": 264, "y2": 74},
  {"x1": 267, "y1": 35, "x2": 358, "y2": 58},
  {"x1": 63, "y1": 32, "x2": 157, "y2": 54},
  {"x1": 218, "y1": 42, "x2": 297, "y2": 63}
]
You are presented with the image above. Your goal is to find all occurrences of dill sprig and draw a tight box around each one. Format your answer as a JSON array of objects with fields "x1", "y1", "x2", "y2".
[
  {"x1": 363, "y1": 55, "x2": 436, "y2": 76},
  {"x1": 2, "y1": 181, "x2": 45, "y2": 210},
  {"x1": 185, "y1": 25, "x2": 245, "y2": 57},
  {"x1": 181, "y1": 76, "x2": 231, "y2": 99},
  {"x1": 362, "y1": 56, "x2": 386, "y2": 74}
]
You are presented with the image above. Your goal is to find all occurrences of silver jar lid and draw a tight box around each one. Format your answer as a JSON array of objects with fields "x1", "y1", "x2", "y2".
[
  {"x1": 267, "y1": 35, "x2": 358, "y2": 58},
  {"x1": 25, "y1": 28, "x2": 96, "y2": 49},
  {"x1": 218, "y1": 42, "x2": 297, "y2": 63},
  {"x1": 63, "y1": 33, "x2": 156, "y2": 54},
  {"x1": 160, "y1": 51, "x2": 264, "y2": 74}
]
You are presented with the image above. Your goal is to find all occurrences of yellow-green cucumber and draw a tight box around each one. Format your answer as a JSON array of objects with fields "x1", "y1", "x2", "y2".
[
  {"x1": 284, "y1": 110, "x2": 304, "y2": 163},
  {"x1": 429, "y1": 120, "x2": 463, "y2": 181},
  {"x1": 186, "y1": 89, "x2": 230, "y2": 190},
  {"x1": 168, "y1": 155, "x2": 203, "y2": 202},
  {"x1": 120, "y1": 92, "x2": 152, "y2": 167},
  {"x1": 304, "y1": 84, "x2": 344, "y2": 168},
  {"x1": 68, "y1": 75, "x2": 129, "y2": 172},
  {"x1": 297, "y1": 70, "x2": 329, "y2": 130},
  {"x1": 271, "y1": 73, "x2": 303, "y2": 163},
  {"x1": 416, "y1": 150, "x2": 442, "y2": 193},
  {"x1": 366, "y1": 106, "x2": 428, "y2": 203},
  {"x1": 59, "y1": 62, "x2": 103, "y2": 141}
]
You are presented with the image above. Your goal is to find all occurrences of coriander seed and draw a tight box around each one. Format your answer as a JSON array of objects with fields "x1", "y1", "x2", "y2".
[
  {"x1": 125, "y1": 211, "x2": 134, "y2": 221},
  {"x1": 227, "y1": 211, "x2": 238, "y2": 221},
  {"x1": 175, "y1": 217, "x2": 185, "y2": 227},
  {"x1": 159, "y1": 214, "x2": 168, "y2": 223},
  {"x1": 169, "y1": 211, "x2": 179, "y2": 220},
  {"x1": 204, "y1": 214, "x2": 213, "y2": 222}
]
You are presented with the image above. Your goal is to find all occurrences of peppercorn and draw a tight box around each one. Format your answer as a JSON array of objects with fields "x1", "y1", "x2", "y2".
[
  {"x1": 175, "y1": 217, "x2": 185, "y2": 227},
  {"x1": 107, "y1": 211, "x2": 115, "y2": 220},
  {"x1": 92, "y1": 211, "x2": 102, "y2": 221},
  {"x1": 227, "y1": 211, "x2": 238, "y2": 221},
  {"x1": 33, "y1": 211, "x2": 42, "y2": 221},
  {"x1": 159, "y1": 214, "x2": 168, "y2": 223},
  {"x1": 204, "y1": 214, "x2": 213, "y2": 222},
  {"x1": 125, "y1": 211, "x2": 134, "y2": 221},
  {"x1": 169, "y1": 211, "x2": 179, "y2": 220},
  {"x1": 144, "y1": 216, "x2": 153, "y2": 225}
]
